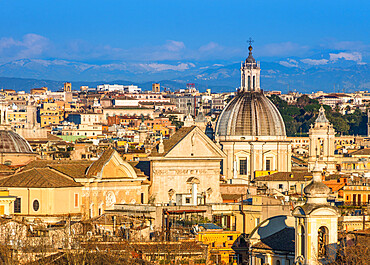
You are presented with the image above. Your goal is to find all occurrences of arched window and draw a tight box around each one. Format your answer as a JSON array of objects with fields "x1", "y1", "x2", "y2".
[
  {"x1": 276, "y1": 260, "x2": 281, "y2": 265},
  {"x1": 318, "y1": 226, "x2": 328, "y2": 258}
]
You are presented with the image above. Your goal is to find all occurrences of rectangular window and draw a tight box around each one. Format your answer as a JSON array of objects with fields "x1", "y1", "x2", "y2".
[
  {"x1": 14, "y1": 197, "x2": 21, "y2": 213},
  {"x1": 266, "y1": 159, "x2": 271, "y2": 171},
  {"x1": 239, "y1": 159, "x2": 247, "y2": 175},
  {"x1": 141, "y1": 193, "x2": 144, "y2": 204},
  {"x1": 185, "y1": 198, "x2": 190, "y2": 204},
  {"x1": 74, "y1": 193, "x2": 79, "y2": 208},
  {"x1": 279, "y1": 184, "x2": 283, "y2": 189}
]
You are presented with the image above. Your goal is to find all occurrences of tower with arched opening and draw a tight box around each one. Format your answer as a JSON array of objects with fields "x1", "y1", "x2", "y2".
[{"x1": 292, "y1": 162, "x2": 339, "y2": 264}]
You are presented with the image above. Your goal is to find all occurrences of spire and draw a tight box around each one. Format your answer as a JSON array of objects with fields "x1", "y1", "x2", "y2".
[
  {"x1": 245, "y1": 45, "x2": 256, "y2": 64},
  {"x1": 245, "y1": 37, "x2": 256, "y2": 64}
]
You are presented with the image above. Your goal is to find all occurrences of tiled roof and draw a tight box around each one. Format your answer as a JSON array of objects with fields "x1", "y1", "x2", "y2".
[
  {"x1": 251, "y1": 227, "x2": 295, "y2": 252},
  {"x1": 86, "y1": 148, "x2": 115, "y2": 177},
  {"x1": 222, "y1": 194, "x2": 242, "y2": 201},
  {"x1": 50, "y1": 164, "x2": 90, "y2": 179},
  {"x1": 26, "y1": 133, "x2": 63, "y2": 142},
  {"x1": 255, "y1": 171, "x2": 312, "y2": 181},
  {"x1": 22, "y1": 160, "x2": 91, "y2": 172},
  {"x1": 350, "y1": 148, "x2": 370, "y2": 156},
  {"x1": 0, "y1": 164, "x2": 14, "y2": 172},
  {"x1": 150, "y1": 126, "x2": 196, "y2": 157},
  {"x1": 0, "y1": 168, "x2": 82, "y2": 188}
]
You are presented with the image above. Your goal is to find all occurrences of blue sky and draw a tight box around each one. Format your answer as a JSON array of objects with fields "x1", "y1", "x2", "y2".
[{"x1": 0, "y1": 0, "x2": 369, "y2": 64}]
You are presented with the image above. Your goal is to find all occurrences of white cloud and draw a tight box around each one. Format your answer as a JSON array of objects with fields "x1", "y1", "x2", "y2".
[
  {"x1": 164, "y1": 40, "x2": 185, "y2": 52},
  {"x1": 329, "y1": 52, "x2": 362, "y2": 62},
  {"x1": 301, "y1": 58, "x2": 328, "y2": 65},
  {"x1": 199, "y1": 42, "x2": 222, "y2": 52},
  {"x1": 0, "y1": 33, "x2": 50, "y2": 61},
  {"x1": 279, "y1": 58, "x2": 299, "y2": 67}
]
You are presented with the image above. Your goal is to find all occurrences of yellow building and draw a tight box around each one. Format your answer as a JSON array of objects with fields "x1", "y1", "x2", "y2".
[
  {"x1": 343, "y1": 185, "x2": 370, "y2": 206},
  {"x1": 83, "y1": 148, "x2": 150, "y2": 218},
  {"x1": 198, "y1": 230, "x2": 240, "y2": 264},
  {"x1": 7, "y1": 110, "x2": 27, "y2": 124},
  {"x1": 39, "y1": 113, "x2": 61, "y2": 127},
  {"x1": 1, "y1": 148, "x2": 150, "y2": 221},
  {"x1": 0, "y1": 190, "x2": 16, "y2": 216},
  {"x1": 0, "y1": 168, "x2": 83, "y2": 222}
]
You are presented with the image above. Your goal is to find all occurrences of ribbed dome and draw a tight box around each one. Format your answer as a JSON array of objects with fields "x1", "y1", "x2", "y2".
[
  {"x1": 0, "y1": 130, "x2": 33, "y2": 153},
  {"x1": 215, "y1": 91, "x2": 286, "y2": 137}
]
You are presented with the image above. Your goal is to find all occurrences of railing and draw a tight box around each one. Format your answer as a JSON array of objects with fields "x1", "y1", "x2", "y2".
[{"x1": 342, "y1": 202, "x2": 369, "y2": 206}]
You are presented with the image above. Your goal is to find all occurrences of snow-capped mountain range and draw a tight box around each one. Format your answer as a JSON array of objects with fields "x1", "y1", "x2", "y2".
[{"x1": 0, "y1": 51, "x2": 368, "y2": 93}]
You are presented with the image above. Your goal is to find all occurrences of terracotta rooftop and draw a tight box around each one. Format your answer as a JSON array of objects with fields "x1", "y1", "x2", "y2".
[
  {"x1": 255, "y1": 171, "x2": 313, "y2": 181},
  {"x1": 150, "y1": 126, "x2": 196, "y2": 157},
  {"x1": 26, "y1": 133, "x2": 63, "y2": 142},
  {"x1": 22, "y1": 160, "x2": 91, "y2": 171},
  {"x1": 350, "y1": 148, "x2": 370, "y2": 156},
  {"x1": 50, "y1": 164, "x2": 90, "y2": 179},
  {"x1": 0, "y1": 168, "x2": 82, "y2": 188}
]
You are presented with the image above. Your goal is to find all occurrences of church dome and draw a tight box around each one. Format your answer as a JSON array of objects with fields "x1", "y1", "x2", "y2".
[
  {"x1": 0, "y1": 130, "x2": 33, "y2": 154},
  {"x1": 215, "y1": 91, "x2": 286, "y2": 137}
]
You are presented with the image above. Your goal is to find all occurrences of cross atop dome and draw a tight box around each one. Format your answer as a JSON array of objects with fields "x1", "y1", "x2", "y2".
[{"x1": 247, "y1": 37, "x2": 254, "y2": 50}]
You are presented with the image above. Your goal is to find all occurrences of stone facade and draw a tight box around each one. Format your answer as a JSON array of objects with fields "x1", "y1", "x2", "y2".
[{"x1": 150, "y1": 126, "x2": 225, "y2": 205}]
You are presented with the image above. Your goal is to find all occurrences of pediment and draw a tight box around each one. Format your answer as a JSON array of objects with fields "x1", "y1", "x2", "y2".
[
  {"x1": 235, "y1": 150, "x2": 250, "y2": 156},
  {"x1": 165, "y1": 127, "x2": 225, "y2": 158},
  {"x1": 101, "y1": 151, "x2": 138, "y2": 179},
  {"x1": 264, "y1": 150, "x2": 277, "y2": 156}
]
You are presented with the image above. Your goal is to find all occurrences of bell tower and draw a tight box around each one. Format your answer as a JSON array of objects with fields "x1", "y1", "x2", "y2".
[
  {"x1": 292, "y1": 162, "x2": 339, "y2": 264},
  {"x1": 240, "y1": 39, "x2": 261, "y2": 93},
  {"x1": 308, "y1": 106, "x2": 336, "y2": 172}
]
